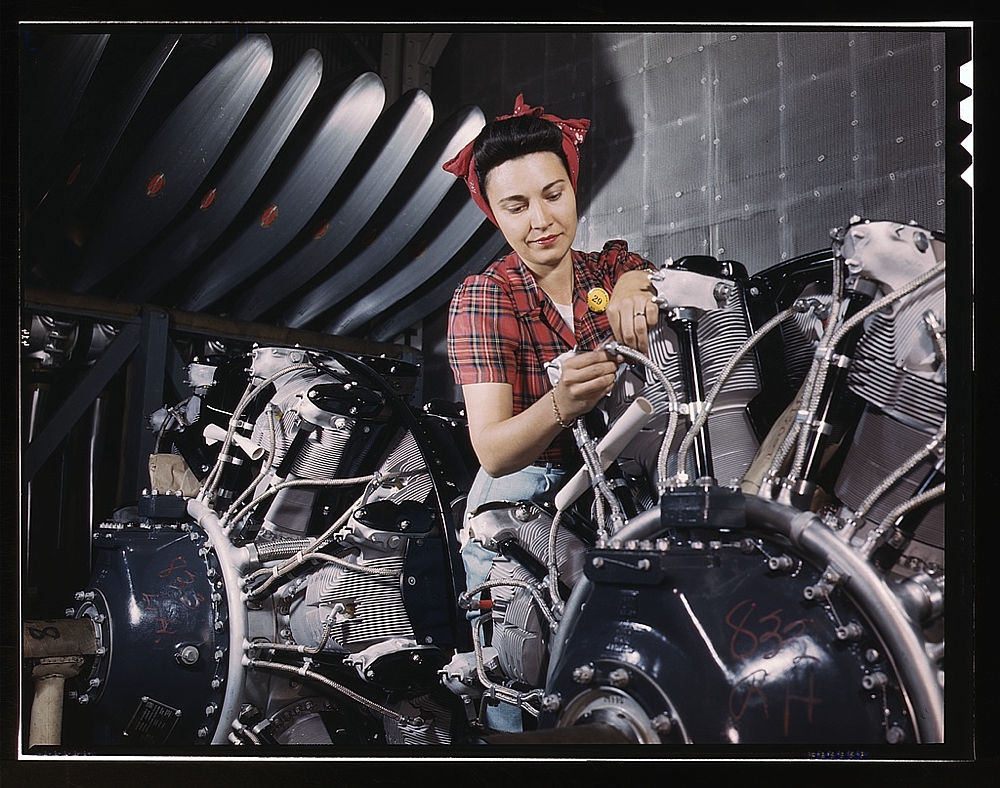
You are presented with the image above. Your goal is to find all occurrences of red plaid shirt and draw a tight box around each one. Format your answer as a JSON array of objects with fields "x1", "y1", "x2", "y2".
[{"x1": 448, "y1": 239, "x2": 654, "y2": 467}]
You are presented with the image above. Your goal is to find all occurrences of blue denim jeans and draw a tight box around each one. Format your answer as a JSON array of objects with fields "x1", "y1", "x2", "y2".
[
  {"x1": 460, "y1": 463, "x2": 566, "y2": 733},
  {"x1": 461, "y1": 463, "x2": 567, "y2": 594}
]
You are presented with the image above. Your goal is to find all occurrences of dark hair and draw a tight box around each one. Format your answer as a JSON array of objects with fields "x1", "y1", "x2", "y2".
[{"x1": 473, "y1": 114, "x2": 571, "y2": 199}]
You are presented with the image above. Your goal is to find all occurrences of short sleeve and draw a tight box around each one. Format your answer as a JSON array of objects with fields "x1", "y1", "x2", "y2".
[
  {"x1": 447, "y1": 276, "x2": 521, "y2": 386},
  {"x1": 597, "y1": 239, "x2": 656, "y2": 283}
]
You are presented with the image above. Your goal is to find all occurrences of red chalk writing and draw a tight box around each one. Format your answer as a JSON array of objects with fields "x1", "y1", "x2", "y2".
[
  {"x1": 140, "y1": 555, "x2": 205, "y2": 644},
  {"x1": 724, "y1": 597, "x2": 823, "y2": 737}
]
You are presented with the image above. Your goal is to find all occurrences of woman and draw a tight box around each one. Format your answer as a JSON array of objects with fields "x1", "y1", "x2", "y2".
[
  {"x1": 444, "y1": 96, "x2": 658, "y2": 731},
  {"x1": 443, "y1": 94, "x2": 658, "y2": 732},
  {"x1": 445, "y1": 94, "x2": 658, "y2": 537}
]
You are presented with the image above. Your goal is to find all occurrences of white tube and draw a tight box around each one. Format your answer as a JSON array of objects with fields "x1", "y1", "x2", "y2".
[
  {"x1": 554, "y1": 397, "x2": 655, "y2": 511},
  {"x1": 203, "y1": 422, "x2": 265, "y2": 461}
]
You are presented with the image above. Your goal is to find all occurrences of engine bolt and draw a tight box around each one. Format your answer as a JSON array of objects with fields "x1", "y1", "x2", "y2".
[
  {"x1": 862, "y1": 671, "x2": 888, "y2": 690},
  {"x1": 541, "y1": 694, "x2": 561, "y2": 712},
  {"x1": 513, "y1": 503, "x2": 537, "y2": 522},
  {"x1": 608, "y1": 668, "x2": 630, "y2": 688},
  {"x1": 886, "y1": 725, "x2": 906, "y2": 744},
  {"x1": 572, "y1": 664, "x2": 595, "y2": 684},
  {"x1": 836, "y1": 622, "x2": 864, "y2": 641},
  {"x1": 651, "y1": 713, "x2": 674, "y2": 735},
  {"x1": 768, "y1": 555, "x2": 795, "y2": 571}
]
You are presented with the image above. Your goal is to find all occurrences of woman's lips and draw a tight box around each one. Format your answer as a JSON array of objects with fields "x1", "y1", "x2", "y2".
[{"x1": 531, "y1": 234, "x2": 560, "y2": 247}]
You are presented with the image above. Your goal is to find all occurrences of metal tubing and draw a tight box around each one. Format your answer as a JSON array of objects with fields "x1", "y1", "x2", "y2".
[{"x1": 554, "y1": 397, "x2": 656, "y2": 512}]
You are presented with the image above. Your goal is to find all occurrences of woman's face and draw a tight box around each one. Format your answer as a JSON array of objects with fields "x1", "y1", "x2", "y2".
[{"x1": 483, "y1": 151, "x2": 578, "y2": 274}]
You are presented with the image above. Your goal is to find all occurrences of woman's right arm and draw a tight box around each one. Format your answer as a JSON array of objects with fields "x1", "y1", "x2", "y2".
[{"x1": 463, "y1": 349, "x2": 621, "y2": 477}]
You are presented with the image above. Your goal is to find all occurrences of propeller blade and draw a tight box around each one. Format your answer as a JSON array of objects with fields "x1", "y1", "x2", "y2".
[
  {"x1": 367, "y1": 227, "x2": 506, "y2": 343},
  {"x1": 24, "y1": 34, "x2": 181, "y2": 247},
  {"x1": 177, "y1": 70, "x2": 386, "y2": 313},
  {"x1": 280, "y1": 104, "x2": 486, "y2": 329},
  {"x1": 119, "y1": 48, "x2": 324, "y2": 302},
  {"x1": 69, "y1": 34, "x2": 274, "y2": 293},
  {"x1": 21, "y1": 32, "x2": 111, "y2": 213},
  {"x1": 229, "y1": 87, "x2": 434, "y2": 322},
  {"x1": 323, "y1": 183, "x2": 488, "y2": 336}
]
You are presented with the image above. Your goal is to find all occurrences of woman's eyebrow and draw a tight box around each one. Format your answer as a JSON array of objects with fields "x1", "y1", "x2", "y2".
[{"x1": 496, "y1": 178, "x2": 567, "y2": 205}]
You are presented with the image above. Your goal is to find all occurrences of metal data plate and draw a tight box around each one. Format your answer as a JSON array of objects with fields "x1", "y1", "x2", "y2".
[{"x1": 125, "y1": 696, "x2": 182, "y2": 745}]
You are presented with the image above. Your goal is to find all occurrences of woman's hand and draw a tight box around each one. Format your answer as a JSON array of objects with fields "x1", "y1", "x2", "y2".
[
  {"x1": 551, "y1": 348, "x2": 622, "y2": 422},
  {"x1": 462, "y1": 348, "x2": 622, "y2": 476},
  {"x1": 606, "y1": 269, "x2": 658, "y2": 354}
]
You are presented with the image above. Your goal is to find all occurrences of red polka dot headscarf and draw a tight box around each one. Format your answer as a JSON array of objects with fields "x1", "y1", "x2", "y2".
[{"x1": 442, "y1": 94, "x2": 591, "y2": 226}]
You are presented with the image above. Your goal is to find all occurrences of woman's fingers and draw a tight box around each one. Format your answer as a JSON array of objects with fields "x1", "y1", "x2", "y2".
[
  {"x1": 631, "y1": 300, "x2": 654, "y2": 354},
  {"x1": 608, "y1": 297, "x2": 655, "y2": 354},
  {"x1": 556, "y1": 350, "x2": 621, "y2": 418},
  {"x1": 560, "y1": 349, "x2": 617, "y2": 380}
]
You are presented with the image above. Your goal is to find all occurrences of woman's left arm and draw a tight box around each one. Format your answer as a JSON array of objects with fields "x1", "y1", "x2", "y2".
[{"x1": 606, "y1": 268, "x2": 658, "y2": 354}]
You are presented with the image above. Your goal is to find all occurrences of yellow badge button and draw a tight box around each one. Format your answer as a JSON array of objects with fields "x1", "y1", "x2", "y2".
[{"x1": 587, "y1": 287, "x2": 610, "y2": 313}]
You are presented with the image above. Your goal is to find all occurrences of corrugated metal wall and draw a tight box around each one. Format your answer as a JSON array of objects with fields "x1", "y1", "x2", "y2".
[
  {"x1": 423, "y1": 26, "x2": 949, "y2": 400},
  {"x1": 435, "y1": 28, "x2": 946, "y2": 269}
]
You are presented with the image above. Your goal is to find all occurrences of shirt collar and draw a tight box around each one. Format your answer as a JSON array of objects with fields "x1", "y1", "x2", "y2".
[
  {"x1": 499, "y1": 252, "x2": 584, "y2": 348},
  {"x1": 500, "y1": 250, "x2": 596, "y2": 316}
]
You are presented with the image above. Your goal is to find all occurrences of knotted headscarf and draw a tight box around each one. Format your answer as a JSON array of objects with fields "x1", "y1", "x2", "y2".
[{"x1": 442, "y1": 94, "x2": 591, "y2": 226}]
